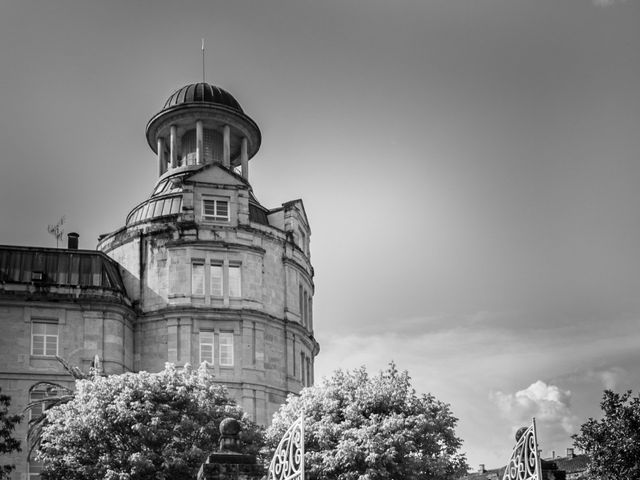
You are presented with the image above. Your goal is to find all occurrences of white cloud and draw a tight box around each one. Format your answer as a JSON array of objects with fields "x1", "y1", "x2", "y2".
[{"x1": 491, "y1": 381, "x2": 578, "y2": 440}]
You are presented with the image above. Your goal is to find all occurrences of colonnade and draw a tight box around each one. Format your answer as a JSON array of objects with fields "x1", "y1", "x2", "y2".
[{"x1": 157, "y1": 122, "x2": 249, "y2": 180}]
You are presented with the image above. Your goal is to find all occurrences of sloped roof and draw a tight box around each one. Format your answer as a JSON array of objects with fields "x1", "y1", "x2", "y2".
[{"x1": 0, "y1": 245, "x2": 126, "y2": 293}]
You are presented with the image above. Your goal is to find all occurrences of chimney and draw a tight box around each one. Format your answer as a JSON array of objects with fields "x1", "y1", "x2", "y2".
[
  {"x1": 566, "y1": 448, "x2": 574, "y2": 458},
  {"x1": 479, "y1": 464, "x2": 486, "y2": 473},
  {"x1": 552, "y1": 450, "x2": 555, "y2": 459},
  {"x1": 67, "y1": 232, "x2": 79, "y2": 250}
]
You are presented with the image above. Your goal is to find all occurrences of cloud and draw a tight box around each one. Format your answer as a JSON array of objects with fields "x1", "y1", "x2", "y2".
[{"x1": 491, "y1": 381, "x2": 578, "y2": 440}]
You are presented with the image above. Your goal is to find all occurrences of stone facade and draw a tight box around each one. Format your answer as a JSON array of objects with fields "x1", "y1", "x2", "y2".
[{"x1": 0, "y1": 82, "x2": 318, "y2": 479}]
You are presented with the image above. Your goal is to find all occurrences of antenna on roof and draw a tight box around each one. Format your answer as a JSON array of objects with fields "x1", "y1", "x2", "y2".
[
  {"x1": 47, "y1": 215, "x2": 66, "y2": 248},
  {"x1": 201, "y1": 38, "x2": 205, "y2": 83}
]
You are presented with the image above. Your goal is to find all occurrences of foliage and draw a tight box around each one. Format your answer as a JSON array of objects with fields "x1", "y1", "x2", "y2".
[
  {"x1": 265, "y1": 363, "x2": 468, "y2": 480},
  {"x1": 36, "y1": 363, "x2": 263, "y2": 480},
  {"x1": 26, "y1": 356, "x2": 92, "y2": 456},
  {"x1": 573, "y1": 389, "x2": 640, "y2": 480},
  {"x1": 0, "y1": 389, "x2": 21, "y2": 480}
]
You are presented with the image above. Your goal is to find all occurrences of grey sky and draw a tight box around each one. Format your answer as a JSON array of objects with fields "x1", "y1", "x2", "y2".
[{"x1": 1, "y1": 0, "x2": 639, "y2": 468}]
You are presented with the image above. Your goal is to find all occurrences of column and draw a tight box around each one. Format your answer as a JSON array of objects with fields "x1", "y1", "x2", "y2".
[
  {"x1": 241, "y1": 137, "x2": 249, "y2": 180},
  {"x1": 196, "y1": 120, "x2": 204, "y2": 165},
  {"x1": 157, "y1": 137, "x2": 166, "y2": 176},
  {"x1": 170, "y1": 125, "x2": 178, "y2": 168},
  {"x1": 223, "y1": 124, "x2": 231, "y2": 168}
]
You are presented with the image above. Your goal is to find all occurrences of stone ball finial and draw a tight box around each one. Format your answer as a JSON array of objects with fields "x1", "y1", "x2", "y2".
[
  {"x1": 219, "y1": 418, "x2": 242, "y2": 453},
  {"x1": 220, "y1": 418, "x2": 241, "y2": 436}
]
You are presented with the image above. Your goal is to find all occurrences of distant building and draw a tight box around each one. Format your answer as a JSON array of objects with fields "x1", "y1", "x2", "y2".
[
  {"x1": 460, "y1": 449, "x2": 588, "y2": 480},
  {"x1": 0, "y1": 82, "x2": 319, "y2": 479}
]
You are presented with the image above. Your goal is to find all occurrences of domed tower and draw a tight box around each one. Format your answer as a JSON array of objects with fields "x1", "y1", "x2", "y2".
[{"x1": 97, "y1": 82, "x2": 318, "y2": 424}]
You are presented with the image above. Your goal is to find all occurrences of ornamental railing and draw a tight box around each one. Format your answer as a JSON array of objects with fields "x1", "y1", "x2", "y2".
[
  {"x1": 267, "y1": 416, "x2": 304, "y2": 480},
  {"x1": 502, "y1": 419, "x2": 542, "y2": 480}
]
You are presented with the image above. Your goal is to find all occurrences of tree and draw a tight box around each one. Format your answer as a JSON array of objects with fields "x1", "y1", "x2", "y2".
[
  {"x1": 36, "y1": 363, "x2": 263, "y2": 480},
  {"x1": 265, "y1": 364, "x2": 468, "y2": 480},
  {"x1": 573, "y1": 389, "x2": 640, "y2": 480},
  {"x1": 27, "y1": 356, "x2": 94, "y2": 456},
  {"x1": 0, "y1": 389, "x2": 21, "y2": 480}
]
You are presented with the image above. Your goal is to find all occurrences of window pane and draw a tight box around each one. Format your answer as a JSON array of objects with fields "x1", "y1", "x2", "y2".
[
  {"x1": 192, "y1": 264, "x2": 204, "y2": 295},
  {"x1": 216, "y1": 201, "x2": 229, "y2": 219},
  {"x1": 203, "y1": 199, "x2": 229, "y2": 220},
  {"x1": 210, "y1": 265, "x2": 223, "y2": 297},
  {"x1": 161, "y1": 198, "x2": 172, "y2": 216},
  {"x1": 170, "y1": 197, "x2": 181, "y2": 214},
  {"x1": 152, "y1": 200, "x2": 164, "y2": 217},
  {"x1": 153, "y1": 180, "x2": 167, "y2": 195},
  {"x1": 45, "y1": 337, "x2": 57, "y2": 356},
  {"x1": 32, "y1": 322, "x2": 58, "y2": 356},
  {"x1": 199, "y1": 332, "x2": 214, "y2": 364},
  {"x1": 140, "y1": 203, "x2": 151, "y2": 220},
  {"x1": 203, "y1": 199, "x2": 216, "y2": 217},
  {"x1": 228, "y1": 266, "x2": 241, "y2": 298},
  {"x1": 219, "y1": 333, "x2": 234, "y2": 366},
  {"x1": 32, "y1": 337, "x2": 44, "y2": 356}
]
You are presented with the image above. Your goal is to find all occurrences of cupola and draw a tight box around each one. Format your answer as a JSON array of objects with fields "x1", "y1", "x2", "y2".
[{"x1": 145, "y1": 82, "x2": 261, "y2": 180}]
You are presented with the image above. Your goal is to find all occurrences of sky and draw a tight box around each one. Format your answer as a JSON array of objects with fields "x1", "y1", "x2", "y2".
[{"x1": 1, "y1": 0, "x2": 639, "y2": 470}]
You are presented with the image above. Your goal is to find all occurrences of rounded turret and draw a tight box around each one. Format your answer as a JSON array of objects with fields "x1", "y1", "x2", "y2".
[{"x1": 146, "y1": 82, "x2": 261, "y2": 179}]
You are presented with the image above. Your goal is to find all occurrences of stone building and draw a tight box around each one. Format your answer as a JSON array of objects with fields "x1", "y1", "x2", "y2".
[{"x1": 0, "y1": 82, "x2": 319, "y2": 479}]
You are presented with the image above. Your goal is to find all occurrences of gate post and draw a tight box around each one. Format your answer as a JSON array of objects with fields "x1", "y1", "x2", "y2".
[{"x1": 197, "y1": 418, "x2": 264, "y2": 480}]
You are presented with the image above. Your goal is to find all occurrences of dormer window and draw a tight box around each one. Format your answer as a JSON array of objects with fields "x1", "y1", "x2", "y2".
[{"x1": 202, "y1": 198, "x2": 229, "y2": 221}]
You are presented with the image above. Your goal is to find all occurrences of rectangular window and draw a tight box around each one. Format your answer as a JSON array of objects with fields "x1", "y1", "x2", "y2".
[
  {"x1": 299, "y1": 284, "x2": 303, "y2": 325},
  {"x1": 199, "y1": 331, "x2": 214, "y2": 365},
  {"x1": 210, "y1": 264, "x2": 223, "y2": 297},
  {"x1": 228, "y1": 265, "x2": 241, "y2": 298},
  {"x1": 29, "y1": 386, "x2": 59, "y2": 421},
  {"x1": 31, "y1": 321, "x2": 58, "y2": 357},
  {"x1": 202, "y1": 199, "x2": 229, "y2": 221},
  {"x1": 192, "y1": 263, "x2": 204, "y2": 296},
  {"x1": 219, "y1": 332, "x2": 234, "y2": 366}
]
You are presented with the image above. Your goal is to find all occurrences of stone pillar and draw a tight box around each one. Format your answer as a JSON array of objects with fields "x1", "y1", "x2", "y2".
[
  {"x1": 240, "y1": 137, "x2": 248, "y2": 180},
  {"x1": 197, "y1": 418, "x2": 264, "y2": 480},
  {"x1": 223, "y1": 124, "x2": 231, "y2": 168},
  {"x1": 170, "y1": 125, "x2": 178, "y2": 168},
  {"x1": 196, "y1": 120, "x2": 204, "y2": 165},
  {"x1": 157, "y1": 137, "x2": 166, "y2": 176}
]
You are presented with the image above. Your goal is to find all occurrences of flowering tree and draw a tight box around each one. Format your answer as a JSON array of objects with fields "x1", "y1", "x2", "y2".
[
  {"x1": 265, "y1": 364, "x2": 468, "y2": 480},
  {"x1": 573, "y1": 389, "x2": 640, "y2": 480},
  {"x1": 0, "y1": 389, "x2": 21, "y2": 480},
  {"x1": 36, "y1": 364, "x2": 262, "y2": 480}
]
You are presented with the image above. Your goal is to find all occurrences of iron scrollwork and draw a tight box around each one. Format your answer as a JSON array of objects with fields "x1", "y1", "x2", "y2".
[
  {"x1": 502, "y1": 420, "x2": 542, "y2": 480},
  {"x1": 268, "y1": 416, "x2": 305, "y2": 480}
]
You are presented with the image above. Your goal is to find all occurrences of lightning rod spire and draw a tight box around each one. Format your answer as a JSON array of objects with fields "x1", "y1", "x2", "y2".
[{"x1": 202, "y1": 38, "x2": 205, "y2": 83}]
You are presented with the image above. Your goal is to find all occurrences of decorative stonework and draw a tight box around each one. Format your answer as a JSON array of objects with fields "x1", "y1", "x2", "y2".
[{"x1": 197, "y1": 418, "x2": 264, "y2": 480}]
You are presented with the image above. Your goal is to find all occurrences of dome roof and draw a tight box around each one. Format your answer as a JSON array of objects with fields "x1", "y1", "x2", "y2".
[{"x1": 163, "y1": 83, "x2": 243, "y2": 113}]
